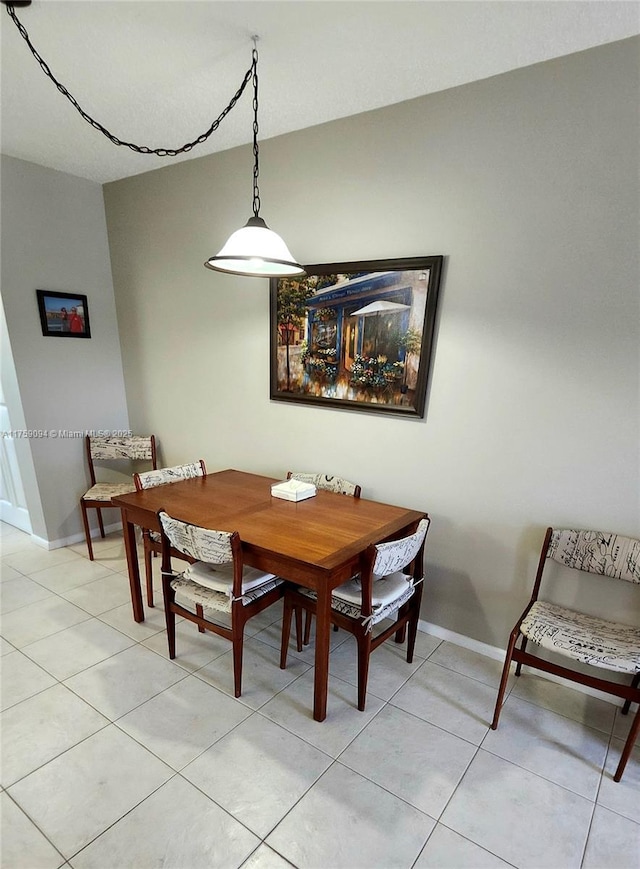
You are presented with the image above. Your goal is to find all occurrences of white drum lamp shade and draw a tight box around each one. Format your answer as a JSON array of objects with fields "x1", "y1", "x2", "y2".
[{"x1": 205, "y1": 216, "x2": 304, "y2": 277}]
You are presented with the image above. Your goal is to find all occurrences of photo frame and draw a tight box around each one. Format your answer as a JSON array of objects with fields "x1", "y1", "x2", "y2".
[
  {"x1": 36, "y1": 290, "x2": 91, "y2": 339},
  {"x1": 270, "y1": 255, "x2": 443, "y2": 418}
]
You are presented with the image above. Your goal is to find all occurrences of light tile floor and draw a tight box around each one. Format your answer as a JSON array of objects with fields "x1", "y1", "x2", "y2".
[{"x1": 1, "y1": 522, "x2": 638, "y2": 869}]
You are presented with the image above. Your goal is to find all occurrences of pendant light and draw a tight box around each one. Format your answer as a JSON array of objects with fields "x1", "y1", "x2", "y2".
[{"x1": 204, "y1": 40, "x2": 305, "y2": 278}]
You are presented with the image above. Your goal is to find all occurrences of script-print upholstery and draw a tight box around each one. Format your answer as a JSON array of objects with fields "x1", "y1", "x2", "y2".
[
  {"x1": 371, "y1": 519, "x2": 431, "y2": 577},
  {"x1": 491, "y1": 525, "x2": 640, "y2": 783},
  {"x1": 136, "y1": 461, "x2": 205, "y2": 491},
  {"x1": 289, "y1": 472, "x2": 360, "y2": 497},
  {"x1": 548, "y1": 529, "x2": 640, "y2": 583},
  {"x1": 82, "y1": 482, "x2": 135, "y2": 501},
  {"x1": 520, "y1": 601, "x2": 640, "y2": 673},
  {"x1": 159, "y1": 513, "x2": 235, "y2": 564},
  {"x1": 158, "y1": 510, "x2": 285, "y2": 698},
  {"x1": 89, "y1": 436, "x2": 154, "y2": 461}
]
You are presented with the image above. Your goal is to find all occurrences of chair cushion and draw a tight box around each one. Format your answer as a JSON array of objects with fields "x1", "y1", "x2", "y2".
[
  {"x1": 149, "y1": 530, "x2": 161, "y2": 543},
  {"x1": 300, "y1": 571, "x2": 416, "y2": 631},
  {"x1": 185, "y1": 560, "x2": 277, "y2": 595},
  {"x1": 82, "y1": 482, "x2": 136, "y2": 501},
  {"x1": 520, "y1": 600, "x2": 640, "y2": 675},
  {"x1": 170, "y1": 573, "x2": 283, "y2": 614}
]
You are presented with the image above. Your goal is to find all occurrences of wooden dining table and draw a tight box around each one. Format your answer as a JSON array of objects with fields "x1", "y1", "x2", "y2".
[{"x1": 112, "y1": 469, "x2": 424, "y2": 721}]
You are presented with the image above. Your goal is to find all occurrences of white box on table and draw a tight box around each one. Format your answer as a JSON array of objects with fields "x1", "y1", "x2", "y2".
[{"x1": 271, "y1": 480, "x2": 317, "y2": 502}]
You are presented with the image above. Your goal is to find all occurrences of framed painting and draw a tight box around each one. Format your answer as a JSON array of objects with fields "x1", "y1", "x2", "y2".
[
  {"x1": 36, "y1": 290, "x2": 91, "y2": 339},
  {"x1": 270, "y1": 255, "x2": 443, "y2": 417}
]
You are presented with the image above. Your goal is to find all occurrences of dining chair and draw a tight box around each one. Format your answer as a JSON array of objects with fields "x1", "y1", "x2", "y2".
[
  {"x1": 158, "y1": 509, "x2": 285, "y2": 698},
  {"x1": 280, "y1": 515, "x2": 430, "y2": 711},
  {"x1": 491, "y1": 527, "x2": 640, "y2": 782},
  {"x1": 287, "y1": 471, "x2": 362, "y2": 645},
  {"x1": 287, "y1": 471, "x2": 361, "y2": 498},
  {"x1": 133, "y1": 459, "x2": 207, "y2": 608},
  {"x1": 80, "y1": 434, "x2": 157, "y2": 560}
]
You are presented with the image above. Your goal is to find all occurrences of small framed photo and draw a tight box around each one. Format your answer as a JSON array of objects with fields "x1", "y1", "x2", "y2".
[
  {"x1": 36, "y1": 290, "x2": 91, "y2": 339},
  {"x1": 270, "y1": 256, "x2": 443, "y2": 418}
]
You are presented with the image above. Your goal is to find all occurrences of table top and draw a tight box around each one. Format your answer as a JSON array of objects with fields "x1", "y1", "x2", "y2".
[{"x1": 113, "y1": 468, "x2": 425, "y2": 585}]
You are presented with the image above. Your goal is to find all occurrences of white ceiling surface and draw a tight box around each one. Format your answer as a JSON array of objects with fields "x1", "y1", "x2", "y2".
[{"x1": 1, "y1": 1, "x2": 638, "y2": 184}]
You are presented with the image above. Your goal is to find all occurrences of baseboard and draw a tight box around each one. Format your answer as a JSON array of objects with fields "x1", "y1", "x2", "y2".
[
  {"x1": 418, "y1": 617, "x2": 624, "y2": 708},
  {"x1": 418, "y1": 618, "x2": 504, "y2": 662},
  {"x1": 31, "y1": 521, "x2": 123, "y2": 551}
]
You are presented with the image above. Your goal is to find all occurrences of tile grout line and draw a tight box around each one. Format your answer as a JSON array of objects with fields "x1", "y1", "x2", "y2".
[
  {"x1": 502, "y1": 688, "x2": 618, "y2": 736},
  {"x1": 2, "y1": 784, "x2": 67, "y2": 867},
  {"x1": 3, "y1": 716, "x2": 113, "y2": 791}
]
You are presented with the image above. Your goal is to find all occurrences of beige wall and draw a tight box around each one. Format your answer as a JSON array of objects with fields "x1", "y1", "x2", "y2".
[
  {"x1": 104, "y1": 38, "x2": 639, "y2": 647},
  {"x1": 1, "y1": 156, "x2": 130, "y2": 544}
]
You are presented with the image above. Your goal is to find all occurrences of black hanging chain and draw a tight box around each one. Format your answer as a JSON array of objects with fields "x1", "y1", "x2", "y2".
[
  {"x1": 251, "y1": 45, "x2": 260, "y2": 218},
  {"x1": 4, "y1": 3, "x2": 255, "y2": 157}
]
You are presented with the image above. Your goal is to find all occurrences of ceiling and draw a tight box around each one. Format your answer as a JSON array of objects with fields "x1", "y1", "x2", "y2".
[{"x1": 1, "y1": 1, "x2": 638, "y2": 184}]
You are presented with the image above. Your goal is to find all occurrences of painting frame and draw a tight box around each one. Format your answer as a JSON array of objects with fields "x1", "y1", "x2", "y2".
[
  {"x1": 270, "y1": 255, "x2": 443, "y2": 418},
  {"x1": 36, "y1": 290, "x2": 91, "y2": 339}
]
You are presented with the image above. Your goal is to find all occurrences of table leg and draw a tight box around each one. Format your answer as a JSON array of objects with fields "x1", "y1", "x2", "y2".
[
  {"x1": 121, "y1": 508, "x2": 144, "y2": 623},
  {"x1": 313, "y1": 583, "x2": 331, "y2": 721}
]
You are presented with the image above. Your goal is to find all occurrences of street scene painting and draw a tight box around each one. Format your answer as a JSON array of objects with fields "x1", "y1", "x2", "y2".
[
  {"x1": 270, "y1": 256, "x2": 443, "y2": 417},
  {"x1": 36, "y1": 290, "x2": 91, "y2": 338}
]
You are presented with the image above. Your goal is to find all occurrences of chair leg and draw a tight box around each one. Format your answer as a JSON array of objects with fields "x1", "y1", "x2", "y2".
[
  {"x1": 303, "y1": 610, "x2": 312, "y2": 646},
  {"x1": 395, "y1": 623, "x2": 407, "y2": 644},
  {"x1": 294, "y1": 605, "x2": 303, "y2": 653},
  {"x1": 515, "y1": 637, "x2": 528, "y2": 676},
  {"x1": 280, "y1": 595, "x2": 294, "y2": 669},
  {"x1": 491, "y1": 630, "x2": 519, "y2": 729},
  {"x1": 406, "y1": 610, "x2": 420, "y2": 664},
  {"x1": 143, "y1": 536, "x2": 154, "y2": 608},
  {"x1": 232, "y1": 630, "x2": 244, "y2": 698},
  {"x1": 162, "y1": 577, "x2": 176, "y2": 660},
  {"x1": 96, "y1": 507, "x2": 106, "y2": 538},
  {"x1": 406, "y1": 585, "x2": 423, "y2": 663},
  {"x1": 196, "y1": 604, "x2": 205, "y2": 632},
  {"x1": 302, "y1": 612, "x2": 336, "y2": 643},
  {"x1": 614, "y1": 704, "x2": 640, "y2": 782},
  {"x1": 80, "y1": 501, "x2": 94, "y2": 561},
  {"x1": 356, "y1": 632, "x2": 372, "y2": 712},
  {"x1": 622, "y1": 672, "x2": 640, "y2": 715},
  {"x1": 302, "y1": 612, "x2": 335, "y2": 644}
]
